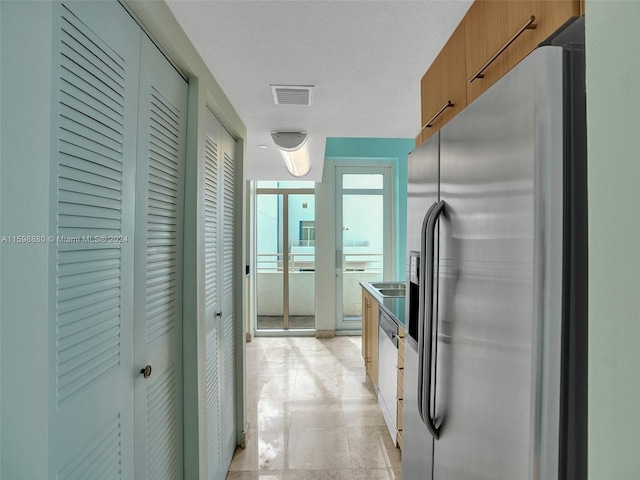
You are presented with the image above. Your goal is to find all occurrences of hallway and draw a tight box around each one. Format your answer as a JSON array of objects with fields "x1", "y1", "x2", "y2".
[{"x1": 226, "y1": 336, "x2": 402, "y2": 479}]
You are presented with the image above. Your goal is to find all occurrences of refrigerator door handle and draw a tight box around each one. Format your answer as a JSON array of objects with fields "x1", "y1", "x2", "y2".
[
  {"x1": 417, "y1": 202, "x2": 436, "y2": 426},
  {"x1": 418, "y1": 200, "x2": 444, "y2": 440},
  {"x1": 418, "y1": 201, "x2": 445, "y2": 440}
]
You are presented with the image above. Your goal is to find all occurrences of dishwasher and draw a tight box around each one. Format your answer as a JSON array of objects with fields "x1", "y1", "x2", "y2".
[{"x1": 377, "y1": 307, "x2": 398, "y2": 443}]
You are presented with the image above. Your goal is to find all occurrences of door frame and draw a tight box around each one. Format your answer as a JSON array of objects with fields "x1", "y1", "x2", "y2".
[
  {"x1": 334, "y1": 164, "x2": 394, "y2": 331},
  {"x1": 254, "y1": 186, "x2": 316, "y2": 333}
]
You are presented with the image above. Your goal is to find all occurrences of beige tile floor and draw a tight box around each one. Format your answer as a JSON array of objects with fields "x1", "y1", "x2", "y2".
[{"x1": 226, "y1": 336, "x2": 402, "y2": 480}]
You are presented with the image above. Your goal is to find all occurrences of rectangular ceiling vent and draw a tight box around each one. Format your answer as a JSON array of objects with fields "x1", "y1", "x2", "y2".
[{"x1": 271, "y1": 85, "x2": 314, "y2": 106}]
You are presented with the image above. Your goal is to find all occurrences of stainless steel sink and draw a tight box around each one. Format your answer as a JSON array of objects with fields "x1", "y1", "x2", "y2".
[
  {"x1": 370, "y1": 282, "x2": 405, "y2": 290},
  {"x1": 377, "y1": 288, "x2": 405, "y2": 298},
  {"x1": 368, "y1": 282, "x2": 406, "y2": 298}
]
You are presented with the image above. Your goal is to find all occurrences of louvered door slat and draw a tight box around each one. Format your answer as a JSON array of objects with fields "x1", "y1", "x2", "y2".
[
  {"x1": 61, "y1": 90, "x2": 123, "y2": 133},
  {"x1": 58, "y1": 189, "x2": 121, "y2": 210},
  {"x1": 222, "y1": 151, "x2": 235, "y2": 297},
  {"x1": 59, "y1": 107, "x2": 123, "y2": 151},
  {"x1": 149, "y1": 172, "x2": 179, "y2": 191},
  {"x1": 58, "y1": 170, "x2": 121, "y2": 200},
  {"x1": 60, "y1": 14, "x2": 125, "y2": 84},
  {"x1": 146, "y1": 366, "x2": 179, "y2": 480},
  {"x1": 57, "y1": 415, "x2": 122, "y2": 480},
  {"x1": 206, "y1": 327, "x2": 222, "y2": 478},
  {"x1": 60, "y1": 66, "x2": 124, "y2": 118},
  {"x1": 204, "y1": 133, "x2": 220, "y2": 310},
  {"x1": 58, "y1": 162, "x2": 122, "y2": 191}
]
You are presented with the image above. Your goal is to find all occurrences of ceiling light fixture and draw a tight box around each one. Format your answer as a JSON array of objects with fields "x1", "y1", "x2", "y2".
[{"x1": 271, "y1": 132, "x2": 310, "y2": 177}]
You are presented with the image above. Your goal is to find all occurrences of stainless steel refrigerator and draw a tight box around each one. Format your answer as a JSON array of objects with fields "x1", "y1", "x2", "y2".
[{"x1": 403, "y1": 25, "x2": 587, "y2": 480}]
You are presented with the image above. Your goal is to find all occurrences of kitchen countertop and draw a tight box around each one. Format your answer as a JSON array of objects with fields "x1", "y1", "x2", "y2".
[{"x1": 360, "y1": 281, "x2": 406, "y2": 328}]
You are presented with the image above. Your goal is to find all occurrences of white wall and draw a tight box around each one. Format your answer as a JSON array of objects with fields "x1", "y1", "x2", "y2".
[
  {"x1": 314, "y1": 164, "x2": 337, "y2": 332},
  {"x1": 586, "y1": 1, "x2": 640, "y2": 476}
]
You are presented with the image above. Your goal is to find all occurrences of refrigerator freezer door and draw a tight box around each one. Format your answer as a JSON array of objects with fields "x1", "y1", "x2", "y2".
[
  {"x1": 433, "y1": 46, "x2": 565, "y2": 479},
  {"x1": 406, "y1": 132, "x2": 440, "y2": 255},
  {"x1": 403, "y1": 132, "x2": 440, "y2": 479}
]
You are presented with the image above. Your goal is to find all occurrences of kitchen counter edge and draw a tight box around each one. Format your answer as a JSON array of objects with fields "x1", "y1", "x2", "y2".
[{"x1": 359, "y1": 281, "x2": 406, "y2": 328}]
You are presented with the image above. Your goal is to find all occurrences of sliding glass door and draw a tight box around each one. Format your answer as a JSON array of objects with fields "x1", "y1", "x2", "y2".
[{"x1": 256, "y1": 182, "x2": 315, "y2": 331}]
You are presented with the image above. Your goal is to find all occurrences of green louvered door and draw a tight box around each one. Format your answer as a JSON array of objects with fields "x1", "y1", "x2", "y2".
[
  {"x1": 52, "y1": 2, "x2": 187, "y2": 479},
  {"x1": 133, "y1": 35, "x2": 187, "y2": 480},
  {"x1": 203, "y1": 108, "x2": 237, "y2": 479},
  {"x1": 204, "y1": 109, "x2": 223, "y2": 479},
  {"x1": 52, "y1": 2, "x2": 140, "y2": 478},
  {"x1": 220, "y1": 125, "x2": 237, "y2": 470}
]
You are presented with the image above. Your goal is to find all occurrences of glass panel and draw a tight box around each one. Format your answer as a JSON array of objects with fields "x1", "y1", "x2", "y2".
[
  {"x1": 279, "y1": 180, "x2": 315, "y2": 189},
  {"x1": 256, "y1": 180, "x2": 279, "y2": 189},
  {"x1": 342, "y1": 174, "x2": 383, "y2": 190},
  {"x1": 256, "y1": 194, "x2": 284, "y2": 330},
  {"x1": 288, "y1": 194, "x2": 315, "y2": 329},
  {"x1": 256, "y1": 192, "x2": 316, "y2": 331},
  {"x1": 257, "y1": 180, "x2": 315, "y2": 189},
  {"x1": 342, "y1": 194, "x2": 384, "y2": 321}
]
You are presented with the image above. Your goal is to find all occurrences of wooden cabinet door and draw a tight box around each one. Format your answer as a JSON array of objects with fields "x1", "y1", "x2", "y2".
[
  {"x1": 362, "y1": 290, "x2": 378, "y2": 387},
  {"x1": 465, "y1": 0, "x2": 579, "y2": 103},
  {"x1": 420, "y1": 21, "x2": 467, "y2": 144},
  {"x1": 529, "y1": 0, "x2": 581, "y2": 42}
]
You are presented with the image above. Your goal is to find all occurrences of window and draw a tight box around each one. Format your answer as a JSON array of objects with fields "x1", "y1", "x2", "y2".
[{"x1": 299, "y1": 221, "x2": 315, "y2": 246}]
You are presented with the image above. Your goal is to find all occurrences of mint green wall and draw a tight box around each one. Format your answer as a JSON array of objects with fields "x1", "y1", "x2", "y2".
[
  {"x1": 586, "y1": 2, "x2": 640, "y2": 476},
  {"x1": 1, "y1": 2, "x2": 247, "y2": 478},
  {"x1": 0, "y1": 3, "x2": 53, "y2": 477},
  {"x1": 325, "y1": 137, "x2": 414, "y2": 281}
]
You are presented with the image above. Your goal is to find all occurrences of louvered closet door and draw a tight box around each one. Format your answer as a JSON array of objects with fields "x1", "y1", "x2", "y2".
[
  {"x1": 204, "y1": 108, "x2": 223, "y2": 480},
  {"x1": 203, "y1": 108, "x2": 238, "y2": 479},
  {"x1": 133, "y1": 34, "x2": 188, "y2": 480},
  {"x1": 51, "y1": 2, "x2": 140, "y2": 478},
  {"x1": 220, "y1": 128, "x2": 237, "y2": 469}
]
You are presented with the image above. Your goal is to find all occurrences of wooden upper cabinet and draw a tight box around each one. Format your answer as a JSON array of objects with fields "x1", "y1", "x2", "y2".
[
  {"x1": 415, "y1": 0, "x2": 580, "y2": 143},
  {"x1": 465, "y1": 0, "x2": 580, "y2": 103},
  {"x1": 420, "y1": 20, "x2": 467, "y2": 144}
]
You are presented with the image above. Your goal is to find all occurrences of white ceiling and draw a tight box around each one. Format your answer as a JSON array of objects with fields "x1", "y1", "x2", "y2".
[{"x1": 165, "y1": 0, "x2": 473, "y2": 181}]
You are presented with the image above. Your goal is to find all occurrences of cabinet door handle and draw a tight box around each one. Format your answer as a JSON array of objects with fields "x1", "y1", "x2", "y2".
[
  {"x1": 422, "y1": 100, "x2": 454, "y2": 130},
  {"x1": 468, "y1": 15, "x2": 537, "y2": 83}
]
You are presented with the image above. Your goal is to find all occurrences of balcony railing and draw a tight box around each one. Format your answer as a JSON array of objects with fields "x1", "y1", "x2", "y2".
[
  {"x1": 256, "y1": 252, "x2": 382, "y2": 273},
  {"x1": 256, "y1": 253, "x2": 383, "y2": 316}
]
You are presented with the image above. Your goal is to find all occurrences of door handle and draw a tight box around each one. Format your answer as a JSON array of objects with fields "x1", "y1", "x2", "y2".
[
  {"x1": 417, "y1": 202, "x2": 436, "y2": 428},
  {"x1": 469, "y1": 15, "x2": 537, "y2": 83},
  {"x1": 216, "y1": 311, "x2": 222, "y2": 317},
  {"x1": 419, "y1": 200, "x2": 445, "y2": 440},
  {"x1": 422, "y1": 100, "x2": 454, "y2": 130},
  {"x1": 140, "y1": 365, "x2": 152, "y2": 379}
]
